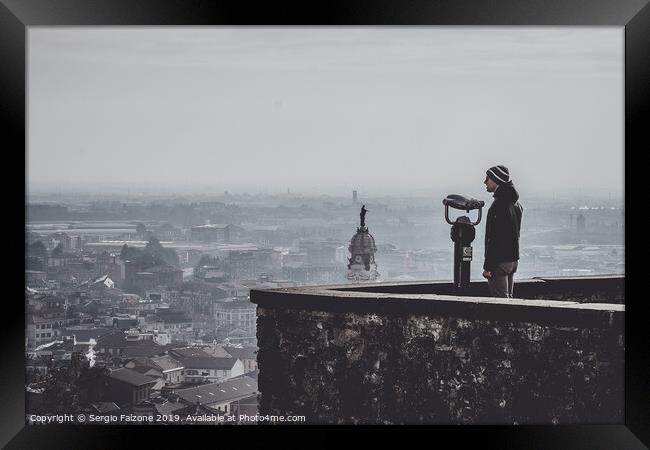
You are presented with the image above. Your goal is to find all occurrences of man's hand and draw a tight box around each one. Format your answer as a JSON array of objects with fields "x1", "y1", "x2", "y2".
[{"x1": 482, "y1": 270, "x2": 492, "y2": 279}]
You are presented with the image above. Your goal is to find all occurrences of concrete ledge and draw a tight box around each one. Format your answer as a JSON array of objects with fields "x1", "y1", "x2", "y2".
[
  {"x1": 251, "y1": 276, "x2": 624, "y2": 329},
  {"x1": 291, "y1": 274, "x2": 624, "y2": 303}
]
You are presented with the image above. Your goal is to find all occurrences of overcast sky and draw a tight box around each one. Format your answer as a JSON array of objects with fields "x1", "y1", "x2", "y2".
[{"x1": 28, "y1": 27, "x2": 623, "y2": 196}]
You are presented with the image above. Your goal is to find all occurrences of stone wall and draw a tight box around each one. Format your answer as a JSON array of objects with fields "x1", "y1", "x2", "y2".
[{"x1": 252, "y1": 278, "x2": 624, "y2": 424}]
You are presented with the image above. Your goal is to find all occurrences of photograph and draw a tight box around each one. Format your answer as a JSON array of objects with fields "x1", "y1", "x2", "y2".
[
  {"x1": 1, "y1": 0, "x2": 646, "y2": 447},
  {"x1": 23, "y1": 25, "x2": 624, "y2": 425}
]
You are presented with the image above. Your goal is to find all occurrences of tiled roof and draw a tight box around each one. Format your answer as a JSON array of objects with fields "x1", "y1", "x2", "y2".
[
  {"x1": 182, "y1": 357, "x2": 239, "y2": 370},
  {"x1": 154, "y1": 310, "x2": 192, "y2": 323},
  {"x1": 96, "y1": 331, "x2": 127, "y2": 349},
  {"x1": 169, "y1": 348, "x2": 213, "y2": 359},
  {"x1": 143, "y1": 265, "x2": 183, "y2": 274},
  {"x1": 108, "y1": 368, "x2": 157, "y2": 387},
  {"x1": 129, "y1": 365, "x2": 163, "y2": 377},
  {"x1": 92, "y1": 402, "x2": 121, "y2": 413},
  {"x1": 214, "y1": 301, "x2": 256, "y2": 311},
  {"x1": 154, "y1": 400, "x2": 187, "y2": 416},
  {"x1": 59, "y1": 327, "x2": 113, "y2": 343},
  {"x1": 202, "y1": 346, "x2": 232, "y2": 358},
  {"x1": 121, "y1": 343, "x2": 165, "y2": 358},
  {"x1": 223, "y1": 346, "x2": 257, "y2": 360},
  {"x1": 174, "y1": 376, "x2": 257, "y2": 405},
  {"x1": 126, "y1": 356, "x2": 159, "y2": 369},
  {"x1": 150, "y1": 355, "x2": 184, "y2": 372}
]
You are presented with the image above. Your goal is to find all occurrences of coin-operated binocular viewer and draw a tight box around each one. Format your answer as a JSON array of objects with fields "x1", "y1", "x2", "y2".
[{"x1": 442, "y1": 194, "x2": 485, "y2": 291}]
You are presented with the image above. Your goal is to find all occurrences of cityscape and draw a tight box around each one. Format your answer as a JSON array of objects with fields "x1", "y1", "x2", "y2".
[{"x1": 24, "y1": 188, "x2": 624, "y2": 423}]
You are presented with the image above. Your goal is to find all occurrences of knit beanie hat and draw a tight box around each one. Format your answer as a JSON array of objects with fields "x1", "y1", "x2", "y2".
[{"x1": 486, "y1": 165, "x2": 510, "y2": 185}]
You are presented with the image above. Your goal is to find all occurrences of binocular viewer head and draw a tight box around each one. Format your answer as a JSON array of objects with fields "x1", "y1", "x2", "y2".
[
  {"x1": 443, "y1": 194, "x2": 485, "y2": 226},
  {"x1": 443, "y1": 194, "x2": 485, "y2": 212}
]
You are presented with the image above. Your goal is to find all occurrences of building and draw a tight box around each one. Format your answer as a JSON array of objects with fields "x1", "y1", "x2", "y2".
[
  {"x1": 143, "y1": 309, "x2": 192, "y2": 340},
  {"x1": 180, "y1": 357, "x2": 245, "y2": 384},
  {"x1": 78, "y1": 274, "x2": 115, "y2": 292},
  {"x1": 107, "y1": 255, "x2": 126, "y2": 287},
  {"x1": 150, "y1": 355, "x2": 185, "y2": 385},
  {"x1": 106, "y1": 368, "x2": 157, "y2": 408},
  {"x1": 173, "y1": 375, "x2": 257, "y2": 415},
  {"x1": 223, "y1": 346, "x2": 258, "y2": 374},
  {"x1": 26, "y1": 316, "x2": 60, "y2": 348},
  {"x1": 25, "y1": 270, "x2": 47, "y2": 283},
  {"x1": 58, "y1": 327, "x2": 114, "y2": 345},
  {"x1": 190, "y1": 224, "x2": 235, "y2": 243},
  {"x1": 91, "y1": 402, "x2": 121, "y2": 415},
  {"x1": 95, "y1": 331, "x2": 128, "y2": 357},
  {"x1": 168, "y1": 347, "x2": 245, "y2": 383},
  {"x1": 95, "y1": 330, "x2": 164, "y2": 359},
  {"x1": 112, "y1": 316, "x2": 139, "y2": 330},
  {"x1": 296, "y1": 239, "x2": 339, "y2": 267},
  {"x1": 281, "y1": 252, "x2": 308, "y2": 269},
  {"x1": 227, "y1": 248, "x2": 281, "y2": 280},
  {"x1": 214, "y1": 282, "x2": 249, "y2": 300},
  {"x1": 346, "y1": 210, "x2": 379, "y2": 282},
  {"x1": 129, "y1": 265, "x2": 183, "y2": 293},
  {"x1": 214, "y1": 300, "x2": 257, "y2": 339}
]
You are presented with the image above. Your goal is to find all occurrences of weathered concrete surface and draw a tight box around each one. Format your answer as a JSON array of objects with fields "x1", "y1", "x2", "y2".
[
  {"x1": 252, "y1": 277, "x2": 624, "y2": 424},
  {"x1": 331, "y1": 275, "x2": 625, "y2": 304}
]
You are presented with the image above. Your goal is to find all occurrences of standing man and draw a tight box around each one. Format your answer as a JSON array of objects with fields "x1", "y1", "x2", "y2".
[{"x1": 482, "y1": 165, "x2": 523, "y2": 298}]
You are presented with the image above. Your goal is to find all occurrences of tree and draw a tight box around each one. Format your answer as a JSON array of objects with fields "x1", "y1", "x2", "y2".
[
  {"x1": 143, "y1": 236, "x2": 179, "y2": 268},
  {"x1": 160, "y1": 248, "x2": 179, "y2": 267},
  {"x1": 120, "y1": 244, "x2": 139, "y2": 262},
  {"x1": 29, "y1": 241, "x2": 48, "y2": 259},
  {"x1": 145, "y1": 236, "x2": 162, "y2": 253},
  {"x1": 140, "y1": 251, "x2": 156, "y2": 269},
  {"x1": 52, "y1": 243, "x2": 65, "y2": 257},
  {"x1": 136, "y1": 222, "x2": 147, "y2": 236},
  {"x1": 120, "y1": 243, "x2": 129, "y2": 259},
  {"x1": 26, "y1": 256, "x2": 44, "y2": 271}
]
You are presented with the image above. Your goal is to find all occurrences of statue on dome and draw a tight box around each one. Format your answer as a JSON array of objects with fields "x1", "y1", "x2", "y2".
[
  {"x1": 360, "y1": 205, "x2": 368, "y2": 229},
  {"x1": 347, "y1": 204, "x2": 379, "y2": 282}
]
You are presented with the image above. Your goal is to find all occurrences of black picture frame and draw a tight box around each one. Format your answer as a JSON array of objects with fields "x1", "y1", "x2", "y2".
[{"x1": 1, "y1": 0, "x2": 645, "y2": 447}]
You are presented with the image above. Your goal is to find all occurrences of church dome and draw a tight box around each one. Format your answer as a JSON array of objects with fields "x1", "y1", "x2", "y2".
[
  {"x1": 348, "y1": 229, "x2": 377, "y2": 255},
  {"x1": 346, "y1": 205, "x2": 380, "y2": 282}
]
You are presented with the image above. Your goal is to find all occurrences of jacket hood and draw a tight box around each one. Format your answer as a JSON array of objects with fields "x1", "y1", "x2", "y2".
[{"x1": 493, "y1": 182, "x2": 519, "y2": 202}]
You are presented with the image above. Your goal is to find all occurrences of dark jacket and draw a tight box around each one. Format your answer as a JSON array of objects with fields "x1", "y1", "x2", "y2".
[{"x1": 483, "y1": 182, "x2": 523, "y2": 271}]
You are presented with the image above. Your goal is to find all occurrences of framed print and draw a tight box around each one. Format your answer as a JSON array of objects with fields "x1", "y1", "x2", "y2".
[{"x1": 1, "y1": 0, "x2": 646, "y2": 447}]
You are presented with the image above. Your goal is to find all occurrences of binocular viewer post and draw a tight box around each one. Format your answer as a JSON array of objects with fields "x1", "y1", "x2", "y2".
[{"x1": 442, "y1": 194, "x2": 485, "y2": 291}]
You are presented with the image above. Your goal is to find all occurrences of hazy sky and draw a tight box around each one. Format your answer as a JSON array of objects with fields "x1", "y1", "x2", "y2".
[{"x1": 28, "y1": 27, "x2": 623, "y2": 196}]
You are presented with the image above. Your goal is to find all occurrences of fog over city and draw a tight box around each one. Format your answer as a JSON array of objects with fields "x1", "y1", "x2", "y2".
[{"x1": 24, "y1": 27, "x2": 624, "y2": 425}]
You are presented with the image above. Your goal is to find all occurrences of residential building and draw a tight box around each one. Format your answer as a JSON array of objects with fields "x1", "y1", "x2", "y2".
[
  {"x1": 190, "y1": 224, "x2": 234, "y2": 243},
  {"x1": 168, "y1": 347, "x2": 244, "y2": 384},
  {"x1": 223, "y1": 346, "x2": 258, "y2": 374},
  {"x1": 173, "y1": 375, "x2": 257, "y2": 415},
  {"x1": 150, "y1": 355, "x2": 184, "y2": 385},
  {"x1": 26, "y1": 316, "x2": 60, "y2": 348},
  {"x1": 106, "y1": 368, "x2": 157, "y2": 408},
  {"x1": 214, "y1": 300, "x2": 257, "y2": 339}
]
